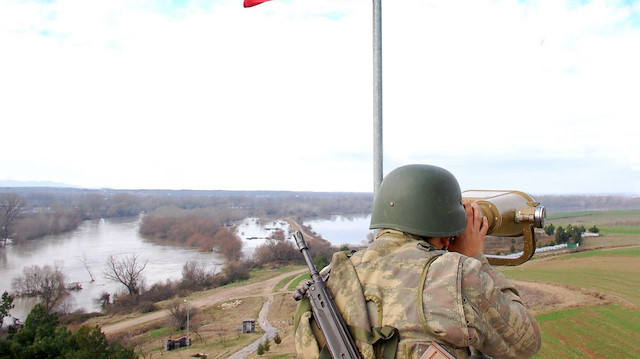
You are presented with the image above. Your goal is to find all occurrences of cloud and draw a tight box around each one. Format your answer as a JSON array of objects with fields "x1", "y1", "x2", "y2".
[{"x1": 0, "y1": 0, "x2": 638, "y2": 193}]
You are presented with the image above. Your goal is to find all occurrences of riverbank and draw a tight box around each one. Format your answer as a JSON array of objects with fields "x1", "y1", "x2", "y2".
[{"x1": 0, "y1": 216, "x2": 225, "y2": 321}]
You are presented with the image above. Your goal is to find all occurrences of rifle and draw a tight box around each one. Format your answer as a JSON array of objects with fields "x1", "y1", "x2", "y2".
[{"x1": 293, "y1": 230, "x2": 362, "y2": 359}]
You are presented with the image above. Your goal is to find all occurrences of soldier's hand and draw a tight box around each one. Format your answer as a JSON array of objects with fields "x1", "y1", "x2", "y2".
[{"x1": 448, "y1": 201, "x2": 488, "y2": 257}]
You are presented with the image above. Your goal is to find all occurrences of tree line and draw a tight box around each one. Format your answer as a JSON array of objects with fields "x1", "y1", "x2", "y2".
[
  {"x1": 0, "y1": 189, "x2": 372, "y2": 243},
  {"x1": 543, "y1": 223, "x2": 600, "y2": 245}
]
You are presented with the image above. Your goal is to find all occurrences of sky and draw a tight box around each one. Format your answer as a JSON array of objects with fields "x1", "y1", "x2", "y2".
[{"x1": 1, "y1": 0, "x2": 639, "y2": 195}]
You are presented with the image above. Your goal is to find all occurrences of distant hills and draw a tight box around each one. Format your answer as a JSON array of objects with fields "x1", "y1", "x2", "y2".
[{"x1": 1, "y1": 180, "x2": 638, "y2": 212}]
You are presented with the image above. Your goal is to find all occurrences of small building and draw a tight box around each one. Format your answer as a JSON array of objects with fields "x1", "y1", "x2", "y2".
[
  {"x1": 242, "y1": 319, "x2": 256, "y2": 333},
  {"x1": 165, "y1": 336, "x2": 191, "y2": 351}
]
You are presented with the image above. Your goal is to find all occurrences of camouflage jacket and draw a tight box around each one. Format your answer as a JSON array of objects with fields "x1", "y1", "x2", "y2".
[{"x1": 322, "y1": 230, "x2": 541, "y2": 359}]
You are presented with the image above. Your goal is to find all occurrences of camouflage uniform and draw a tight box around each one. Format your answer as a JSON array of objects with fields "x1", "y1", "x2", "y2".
[
  {"x1": 295, "y1": 229, "x2": 541, "y2": 359},
  {"x1": 342, "y1": 229, "x2": 541, "y2": 358}
]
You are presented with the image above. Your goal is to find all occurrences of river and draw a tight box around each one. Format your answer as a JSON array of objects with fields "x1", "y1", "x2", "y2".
[
  {"x1": 0, "y1": 213, "x2": 372, "y2": 323},
  {"x1": 0, "y1": 215, "x2": 225, "y2": 322},
  {"x1": 304, "y1": 214, "x2": 373, "y2": 246}
]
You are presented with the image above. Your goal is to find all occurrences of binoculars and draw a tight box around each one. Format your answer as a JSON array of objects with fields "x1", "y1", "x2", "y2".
[{"x1": 462, "y1": 190, "x2": 547, "y2": 266}]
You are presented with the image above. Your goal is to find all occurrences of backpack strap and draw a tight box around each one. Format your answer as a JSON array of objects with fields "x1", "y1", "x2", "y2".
[{"x1": 327, "y1": 251, "x2": 400, "y2": 358}]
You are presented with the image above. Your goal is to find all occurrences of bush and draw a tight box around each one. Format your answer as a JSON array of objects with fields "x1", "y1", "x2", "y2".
[
  {"x1": 143, "y1": 280, "x2": 177, "y2": 303},
  {"x1": 137, "y1": 301, "x2": 157, "y2": 313},
  {"x1": 223, "y1": 261, "x2": 251, "y2": 283},
  {"x1": 254, "y1": 239, "x2": 301, "y2": 267}
]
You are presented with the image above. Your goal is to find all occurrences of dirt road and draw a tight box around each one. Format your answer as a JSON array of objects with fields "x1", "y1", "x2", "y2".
[{"x1": 102, "y1": 269, "x2": 306, "y2": 335}]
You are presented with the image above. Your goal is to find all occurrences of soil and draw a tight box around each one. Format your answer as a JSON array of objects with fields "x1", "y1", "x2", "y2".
[{"x1": 513, "y1": 280, "x2": 608, "y2": 315}]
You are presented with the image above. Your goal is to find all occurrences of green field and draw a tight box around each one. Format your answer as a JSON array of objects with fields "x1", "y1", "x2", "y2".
[
  {"x1": 547, "y1": 209, "x2": 640, "y2": 222},
  {"x1": 502, "y1": 247, "x2": 640, "y2": 306},
  {"x1": 546, "y1": 210, "x2": 640, "y2": 236},
  {"x1": 533, "y1": 305, "x2": 640, "y2": 358},
  {"x1": 597, "y1": 226, "x2": 640, "y2": 235},
  {"x1": 501, "y1": 247, "x2": 640, "y2": 358}
]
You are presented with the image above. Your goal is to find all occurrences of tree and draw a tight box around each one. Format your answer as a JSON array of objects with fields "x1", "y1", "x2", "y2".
[
  {"x1": 80, "y1": 253, "x2": 95, "y2": 282},
  {"x1": 95, "y1": 292, "x2": 111, "y2": 309},
  {"x1": 0, "y1": 291, "x2": 15, "y2": 328},
  {"x1": 104, "y1": 253, "x2": 147, "y2": 299},
  {"x1": 257, "y1": 342, "x2": 265, "y2": 355},
  {"x1": 168, "y1": 299, "x2": 196, "y2": 331},
  {"x1": 263, "y1": 338, "x2": 270, "y2": 352},
  {"x1": 0, "y1": 193, "x2": 23, "y2": 244},
  {"x1": 12, "y1": 264, "x2": 68, "y2": 312},
  {"x1": 0, "y1": 303, "x2": 136, "y2": 359},
  {"x1": 254, "y1": 239, "x2": 300, "y2": 266},
  {"x1": 555, "y1": 226, "x2": 568, "y2": 244},
  {"x1": 274, "y1": 332, "x2": 281, "y2": 345},
  {"x1": 588, "y1": 225, "x2": 600, "y2": 233},
  {"x1": 544, "y1": 223, "x2": 555, "y2": 236},
  {"x1": 181, "y1": 259, "x2": 210, "y2": 290},
  {"x1": 568, "y1": 225, "x2": 586, "y2": 244}
]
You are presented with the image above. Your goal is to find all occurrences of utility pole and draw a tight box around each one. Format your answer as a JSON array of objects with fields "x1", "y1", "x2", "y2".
[{"x1": 184, "y1": 299, "x2": 190, "y2": 339}]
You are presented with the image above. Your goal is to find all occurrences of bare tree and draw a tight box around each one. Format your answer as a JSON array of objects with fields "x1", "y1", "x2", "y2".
[
  {"x1": 12, "y1": 264, "x2": 68, "y2": 312},
  {"x1": 0, "y1": 193, "x2": 23, "y2": 244},
  {"x1": 80, "y1": 253, "x2": 95, "y2": 282},
  {"x1": 94, "y1": 291, "x2": 111, "y2": 308},
  {"x1": 167, "y1": 299, "x2": 197, "y2": 331},
  {"x1": 104, "y1": 253, "x2": 147, "y2": 298}
]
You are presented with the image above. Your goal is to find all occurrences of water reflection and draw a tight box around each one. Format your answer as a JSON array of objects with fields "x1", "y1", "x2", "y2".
[
  {"x1": 0, "y1": 214, "x2": 372, "y2": 323},
  {"x1": 304, "y1": 214, "x2": 373, "y2": 246},
  {"x1": 0, "y1": 215, "x2": 224, "y2": 321}
]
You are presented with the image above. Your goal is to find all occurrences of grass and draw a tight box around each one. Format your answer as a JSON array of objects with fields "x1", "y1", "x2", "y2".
[
  {"x1": 533, "y1": 305, "x2": 640, "y2": 358},
  {"x1": 598, "y1": 226, "x2": 640, "y2": 235},
  {"x1": 286, "y1": 273, "x2": 310, "y2": 291},
  {"x1": 546, "y1": 210, "x2": 640, "y2": 232},
  {"x1": 561, "y1": 247, "x2": 640, "y2": 259},
  {"x1": 502, "y1": 246, "x2": 640, "y2": 358},
  {"x1": 240, "y1": 265, "x2": 305, "y2": 287},
  {"x1": 134, "y1": 297, "x2": 267, "y2": 359},
  {"x1": 501, "y1": 247, "x2": 640, "y2": 306},
  {"x1": 273, "y1": 274, "x2": 299, "y2": 292},
  {"x1": 148, "y1": 327, "x2": 170, "y2": 338},
  {"x1": 548, "y1": 209, "x2": 640, "y2": 222}
]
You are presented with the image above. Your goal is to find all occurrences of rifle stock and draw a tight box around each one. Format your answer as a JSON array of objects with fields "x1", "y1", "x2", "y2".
[{"x1": 293, "y1": 231, "x2": 361, "y2": 359}]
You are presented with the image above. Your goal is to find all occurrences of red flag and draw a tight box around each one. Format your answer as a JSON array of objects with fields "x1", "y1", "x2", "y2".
[{"x1": 244, "y1": 0, "x2": 272, "y2": 7}]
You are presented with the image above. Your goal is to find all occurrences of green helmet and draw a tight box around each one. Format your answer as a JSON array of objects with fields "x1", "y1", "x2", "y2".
[{"x1": 370, "y1": 164, "x2": 466, "y2": 238}]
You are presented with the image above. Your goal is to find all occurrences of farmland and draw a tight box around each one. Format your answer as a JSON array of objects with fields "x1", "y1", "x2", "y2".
[{"x1": 500, "y1": 245, "x2": 640, "y2": 358}]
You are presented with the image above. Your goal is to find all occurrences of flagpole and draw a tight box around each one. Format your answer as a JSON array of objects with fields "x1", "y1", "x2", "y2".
[{"x1": 373, "y1": 0, "x2": 383, "y2": 197}]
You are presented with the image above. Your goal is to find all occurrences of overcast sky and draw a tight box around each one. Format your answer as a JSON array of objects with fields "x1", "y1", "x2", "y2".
[{"x1": 1, "y1": 0, "x2": 638, "y2": 195}]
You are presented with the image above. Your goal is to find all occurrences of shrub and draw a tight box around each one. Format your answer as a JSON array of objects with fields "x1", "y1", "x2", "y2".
[{"x1": 137, "y1": 301, "x2": 157, "y2": 313}]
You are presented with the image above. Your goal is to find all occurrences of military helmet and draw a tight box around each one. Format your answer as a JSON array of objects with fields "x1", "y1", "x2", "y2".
[{"x1": 370, "y1": 164, "x2": 466, "y2": 238}]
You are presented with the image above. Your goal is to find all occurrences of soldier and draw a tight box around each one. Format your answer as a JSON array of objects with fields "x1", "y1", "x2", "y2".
[{"x1": 295, "y1": 164, "x2": 542, "y2": 359}]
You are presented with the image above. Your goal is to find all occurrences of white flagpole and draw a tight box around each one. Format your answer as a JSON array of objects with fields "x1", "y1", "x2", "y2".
[{"x1": 373, "y1": 0, "x2": 383, "y2": 197}]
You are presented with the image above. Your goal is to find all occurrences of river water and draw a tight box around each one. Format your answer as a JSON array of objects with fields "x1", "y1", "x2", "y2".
[
  {"x1": 0, "y1": 214, "x2": 371, "y2": 323},
  {"x1": 304, "y1": 214, "x2": 373, "y2": 246},
  {"x1": 0, "y1": 215, "x2": 225, "y2": 322}
]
